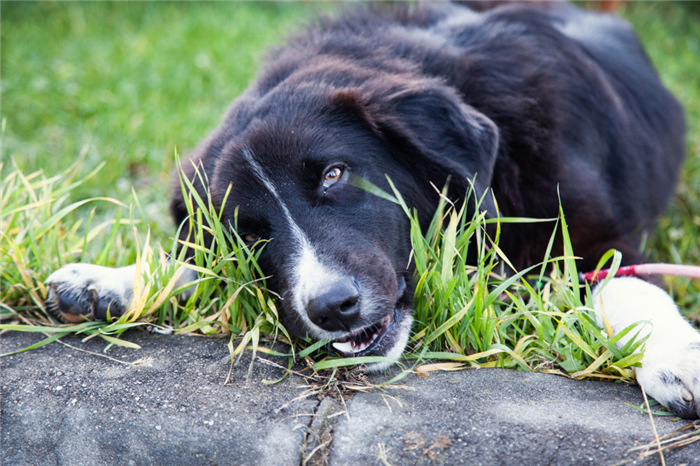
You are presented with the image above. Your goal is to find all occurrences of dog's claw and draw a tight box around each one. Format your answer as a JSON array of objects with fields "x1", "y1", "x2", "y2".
[{"x1": 682, "y1": 388, "x2": 694, "y2": 402}]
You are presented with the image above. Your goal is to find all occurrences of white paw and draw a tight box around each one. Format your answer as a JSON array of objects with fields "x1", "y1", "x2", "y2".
[
  {"x1": 637, "y1": 341, "x2": 700, "y2": 419},
  {"x1": 44, "y1": 263, "x2": 136, "y2": 322},
  {"x1": 593, "y1": 277, "x2": 700, "y2": 419}
]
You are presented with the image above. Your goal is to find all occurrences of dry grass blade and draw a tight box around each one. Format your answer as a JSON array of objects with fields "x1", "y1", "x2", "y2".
[
  {"x1": 642, "y1": 386, "x2": 666, "y2": 466},
  {"x1": 627, "y1": 420, "x2": 700, "y2": 456},
  {"x1": 376, "y1": 443, "x2": 394, "y2": 466},
  {"x1": 302, "y1": 440, "x2": 332, "y2": 466},
  {"x1": 416, "y1": 362, "x2": 466, "y2": 373},
  {"x1": 55, "y1": 340, "x2": 155, "y2": 367},
  {"x1": 611, "y1": 420, "x2": 700, "y2": 466}
]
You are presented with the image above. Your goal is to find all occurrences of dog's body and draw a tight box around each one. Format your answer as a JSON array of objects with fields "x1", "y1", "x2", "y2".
[{"x1": 46, "y1": 2, "x2": 700, "y2": 418}]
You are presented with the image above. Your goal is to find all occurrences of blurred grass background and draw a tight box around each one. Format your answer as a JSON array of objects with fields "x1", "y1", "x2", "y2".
[
  {"x1": 2, "y1": 1, "x2": 699, "y2": 314},
  {"x1": 2, "y1": 1, "x2": 332, "y2": 238}
]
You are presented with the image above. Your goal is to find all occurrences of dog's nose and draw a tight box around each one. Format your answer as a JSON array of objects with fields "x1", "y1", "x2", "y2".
[{"x1": 307, "y1": 279, "x2": 360, "y2": 332}]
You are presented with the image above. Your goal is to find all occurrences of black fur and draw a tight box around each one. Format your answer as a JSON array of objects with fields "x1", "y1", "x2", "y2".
[{"x1": 169, "y1": 2, "x2": 685, "y2": 358}]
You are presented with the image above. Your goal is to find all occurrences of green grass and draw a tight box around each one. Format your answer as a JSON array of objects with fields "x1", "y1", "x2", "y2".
[
  {"x1": 1, "y1": 2, "x2": 699, "y2": 380},
  {"x1": 2, "y1": 1, "x2": 331, "y2": 236}
]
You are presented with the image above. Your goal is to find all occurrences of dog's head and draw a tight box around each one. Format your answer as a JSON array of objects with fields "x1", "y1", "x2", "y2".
[{"x1": 174, "y1": 66, "x2": 499, "y2": 370}]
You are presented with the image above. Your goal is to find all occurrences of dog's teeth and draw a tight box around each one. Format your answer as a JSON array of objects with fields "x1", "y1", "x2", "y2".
[
  {"x1": 332, "y1": 341, "x2": 354, "y2": 354},
  {"x1": 334, "y1": 322, "x2": 386, "y2": 354},
  {"x1": 354, "y1": 340, "x2": 370, "y2": 352},
  {"x1": 354, "y1": 333, "x2": 378, "y2": 352}
]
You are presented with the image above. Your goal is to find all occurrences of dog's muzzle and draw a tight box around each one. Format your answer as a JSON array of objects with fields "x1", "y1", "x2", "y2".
[{"x1": 319, "y1": 274, "x2": 410, "y2": 358}]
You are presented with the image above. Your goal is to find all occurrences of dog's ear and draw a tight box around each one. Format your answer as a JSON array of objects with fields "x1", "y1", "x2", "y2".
[
  {"x1": 329, "y1": 88, "x2": 382, "y2": 135},
  {"x1": 370, "y1": 81, "x2": 500, "y2": 215}
]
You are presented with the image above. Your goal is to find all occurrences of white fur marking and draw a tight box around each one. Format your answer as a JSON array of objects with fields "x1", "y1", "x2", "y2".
[
  {"x1": 241, "y1": 148, "x2": 307, "y2": 247},
  {"x1": 291, "y1": 242, "x2": 346, "y2": 337},
  {"x1": 242, "y1": 148, "x2": 347, "y2": 339}
]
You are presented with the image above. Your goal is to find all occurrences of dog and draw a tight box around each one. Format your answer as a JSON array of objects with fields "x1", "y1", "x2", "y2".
[{"x1": 45, "y1": 2, "x2": 700, "y2": 419}]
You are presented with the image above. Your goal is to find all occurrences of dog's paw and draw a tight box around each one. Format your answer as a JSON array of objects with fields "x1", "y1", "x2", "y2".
[
  {"x1": 592, "y1": 277, "x2": 700, "y2": 419},
  {"x1": 44, "y1": 263, "x2": 136, "y2": 323},
  {"x1": 637, "y1": 341, "x2": 700, "y2": 420}
]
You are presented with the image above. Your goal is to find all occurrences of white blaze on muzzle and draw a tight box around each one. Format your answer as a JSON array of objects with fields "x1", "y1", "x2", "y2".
[{"x1": 241, "y1": 148, "x2": 346, "y2": 339}]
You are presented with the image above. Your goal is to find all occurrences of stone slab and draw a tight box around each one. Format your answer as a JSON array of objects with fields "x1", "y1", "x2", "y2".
[
  {"x1": 332, "y1": 369, "x2": 700, "y2": 465},
  {"x1": 1, "y1": 331, "x2": 315, "y2": 466},
  {"x1": 2, "y1": 330, "x2": 699, "y2": 466}
]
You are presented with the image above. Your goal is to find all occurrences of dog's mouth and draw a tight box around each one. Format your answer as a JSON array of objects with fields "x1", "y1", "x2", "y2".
[
  {"x1": 331, "y1": 311, "x2": 396, "y2": 355},
  {"x1": 330, "y1": 274, "x2": 410, "y2": 357}
]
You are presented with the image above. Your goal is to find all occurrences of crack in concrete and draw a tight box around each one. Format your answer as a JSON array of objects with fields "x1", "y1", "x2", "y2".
[
  {"x1": 300, "y1": 397, "x2": 343, "y2": 466},
  {"x1": 299, "y1": 398, "x2": 322, "y2": 466}
]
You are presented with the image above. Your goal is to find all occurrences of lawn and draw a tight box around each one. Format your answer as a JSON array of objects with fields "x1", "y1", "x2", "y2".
[{"x1": 1, "y1": 2, "x2": 699, "y2": 378}]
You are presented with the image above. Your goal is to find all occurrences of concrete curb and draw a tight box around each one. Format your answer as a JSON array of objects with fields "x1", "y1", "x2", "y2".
[{"x1": 2, "y1": 331, "x2": 698, "y2": 465}]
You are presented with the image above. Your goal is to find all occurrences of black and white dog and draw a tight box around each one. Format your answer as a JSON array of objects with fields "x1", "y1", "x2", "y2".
[{"x1": 45, "y1": 2, "x2": 700, "y2": 419}]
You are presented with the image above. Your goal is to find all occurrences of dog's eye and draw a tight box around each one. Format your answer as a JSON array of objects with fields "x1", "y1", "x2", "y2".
[
  {"x1": 242, "y1": 233, "x2": 261, "y2": 244},
  {"x1": 323, "y1": 166, "x2": 344, "y2": 189}
]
